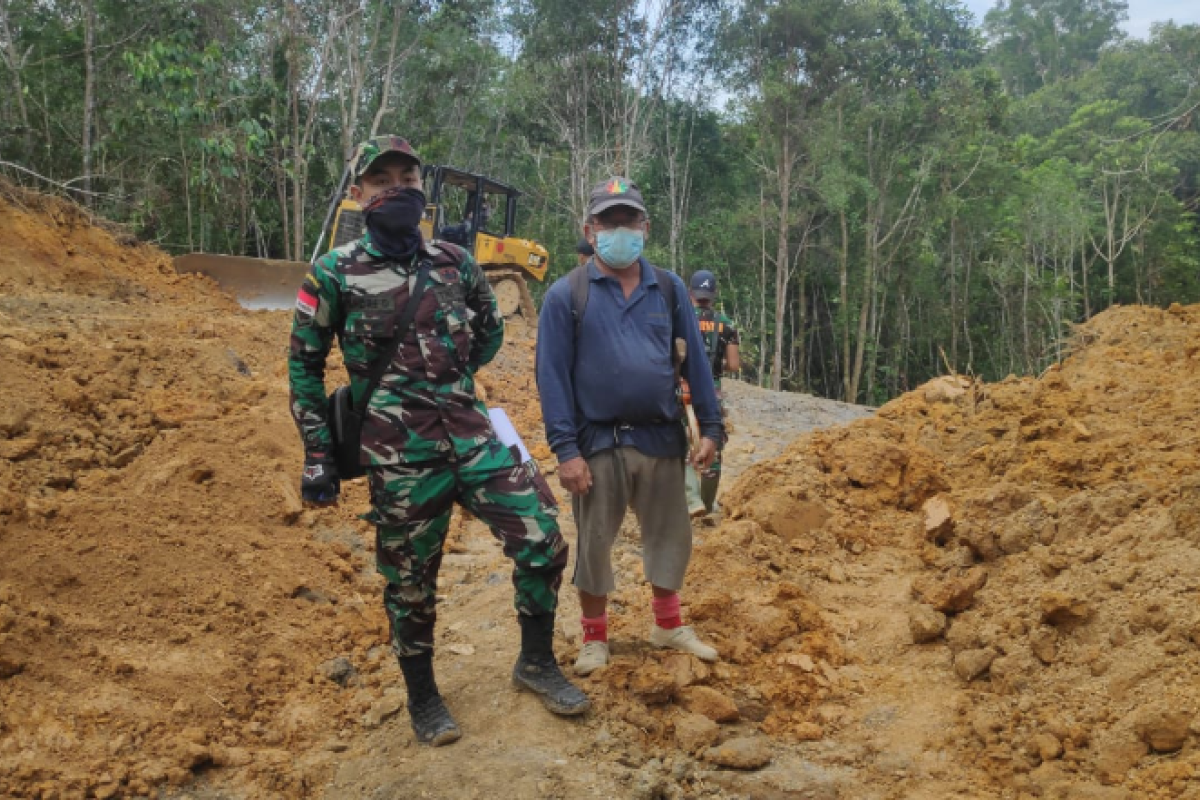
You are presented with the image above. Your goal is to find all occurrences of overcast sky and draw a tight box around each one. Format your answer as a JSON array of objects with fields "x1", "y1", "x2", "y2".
[{"x1": 961, "y1": 0, "x2": 1200, "y2": 39}]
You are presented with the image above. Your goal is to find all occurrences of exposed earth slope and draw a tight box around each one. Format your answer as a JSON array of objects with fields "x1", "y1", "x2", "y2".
[{"x1": 1, "y1": 184, "x2": 1197, "y2": 799}]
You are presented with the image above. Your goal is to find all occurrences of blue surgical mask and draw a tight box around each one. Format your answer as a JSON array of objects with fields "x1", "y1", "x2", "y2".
[{"x1": 594, "y1": 228, "x2": 644, "y2": 270}]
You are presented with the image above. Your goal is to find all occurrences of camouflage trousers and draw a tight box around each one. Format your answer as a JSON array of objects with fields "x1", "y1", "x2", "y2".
[{"x1": 365, "y1": 439, "x2": 567, "y2": 658}]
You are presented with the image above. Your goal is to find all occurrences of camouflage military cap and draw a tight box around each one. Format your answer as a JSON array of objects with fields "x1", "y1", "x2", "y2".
[{"x1": 354, "y1": 135, "x2": 422, "y2": 179}]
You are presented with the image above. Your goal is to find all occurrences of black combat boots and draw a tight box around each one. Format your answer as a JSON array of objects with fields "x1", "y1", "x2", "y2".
[
  {"x1": 398, "y1": 652, "x2": 461, "y2": 746},
  {"x1": 512, "y1": 613, "x2": 591, "y2": 716}
]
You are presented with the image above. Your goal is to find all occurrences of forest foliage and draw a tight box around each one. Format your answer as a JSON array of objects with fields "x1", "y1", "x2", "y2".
[{"x1": 1, "y1": 0, "x2": 1197, "y2": 403}]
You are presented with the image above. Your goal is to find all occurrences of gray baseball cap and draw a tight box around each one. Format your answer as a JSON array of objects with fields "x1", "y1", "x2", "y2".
[{"x1": 587, "y1": 177, "x2": 647, "y2": 217}]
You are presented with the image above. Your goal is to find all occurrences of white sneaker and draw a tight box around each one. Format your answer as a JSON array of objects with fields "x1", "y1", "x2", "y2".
[
  {"x1": 574, "y1": 641, "x2": 610, "y2": 676},
  {"x1": 649, "y1": 625, "x2": 718, "y2": 662}
]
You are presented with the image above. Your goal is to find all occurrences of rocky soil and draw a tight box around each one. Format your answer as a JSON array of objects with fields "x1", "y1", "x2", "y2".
[{"x1": 1, "y1": 182, "x2": 1198, "y2": 799}]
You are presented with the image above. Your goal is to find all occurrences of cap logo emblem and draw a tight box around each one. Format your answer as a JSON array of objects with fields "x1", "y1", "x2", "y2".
[{"x1": 606, "y1": 178, "x2": 628, "y2": 194}]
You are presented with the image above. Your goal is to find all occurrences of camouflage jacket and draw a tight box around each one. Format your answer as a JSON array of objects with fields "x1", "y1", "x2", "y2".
[
  {"x1": 288, "y1": 233, "x2": 504, "y2": 466},
  {"x1": 694, "y1": 306, "x2": 739, "y2": 387}
]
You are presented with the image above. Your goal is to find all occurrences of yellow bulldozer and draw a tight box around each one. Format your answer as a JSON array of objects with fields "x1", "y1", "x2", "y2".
[{"x1": 174, "y1": 165, "x2": 549, "y2": 321}]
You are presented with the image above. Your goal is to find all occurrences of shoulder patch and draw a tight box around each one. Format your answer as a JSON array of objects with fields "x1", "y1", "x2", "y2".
[{"x1": 295, "y1": 285, "x2": 319, "y2": 325}]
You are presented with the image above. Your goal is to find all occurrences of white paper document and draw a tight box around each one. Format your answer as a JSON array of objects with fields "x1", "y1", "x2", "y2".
[{"x1": 487, "y1": 407, "x2": 532, "y2": 463}]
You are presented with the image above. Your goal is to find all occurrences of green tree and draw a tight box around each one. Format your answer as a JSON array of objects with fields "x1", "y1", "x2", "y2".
[{"x1": 985, "y1": 0, "x2": 1128, "y2": 94}]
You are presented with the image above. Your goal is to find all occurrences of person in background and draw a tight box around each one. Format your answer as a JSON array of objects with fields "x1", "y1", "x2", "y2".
[
  {"x1": 683, "y1": 269, "x2": 740, "y2": 515},
  {"x1": 575, "y1": 238, "x2": 594, "y2": 266}
]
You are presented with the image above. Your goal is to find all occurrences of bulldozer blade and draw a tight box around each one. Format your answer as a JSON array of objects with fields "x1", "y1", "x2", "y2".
[{"x1": 174, "y1": 253, "x2": 311, "y2": 311}]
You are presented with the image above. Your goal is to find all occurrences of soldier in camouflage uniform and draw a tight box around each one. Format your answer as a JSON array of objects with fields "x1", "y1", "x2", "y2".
[
  {"x1": 288, "y1": 136, "x2": 589, "y2": 747},
  {"x1": 684, "y1": 270, "x2": 740, "y2": 515}
]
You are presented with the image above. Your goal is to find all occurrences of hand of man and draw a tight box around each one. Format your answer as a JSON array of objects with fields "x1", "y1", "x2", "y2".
[
  {"x1": 691, "y1": 437, "x2": 718, "y2": 471},
  {"x1": 558, "y1": 456, "x2": 593, "y2": 496},
  {"x1": 301, "y1": 452, "x2": 340, "y2": 506}
]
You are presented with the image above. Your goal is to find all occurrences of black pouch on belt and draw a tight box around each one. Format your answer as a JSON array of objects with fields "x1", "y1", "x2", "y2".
[{"x1": 327, "y1": 386, "x2": 365, "y2": 480}]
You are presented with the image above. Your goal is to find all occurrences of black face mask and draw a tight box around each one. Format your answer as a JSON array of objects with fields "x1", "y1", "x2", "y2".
[{"x1": 363, "y1": 186, "x2": 426, "y2": 261}]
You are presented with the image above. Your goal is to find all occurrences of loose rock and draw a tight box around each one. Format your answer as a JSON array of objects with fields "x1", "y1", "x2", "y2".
[
  {"x1": 705, "y1": 736, "x2": 772, "y2": 770},
  {"x1": 1134, "y1": 708, "x2": 1192, "y2": 753},
  {"x1": 363, "y1": 693, "x2": 405, "y2": 729},
  {"x1": 318, "y1": 656, "x2": 357, "y2": 687},
  {"x1": 678, "y1": 686, "x2": 740, "y2": 723},
  {"x1": 912, "y1": 566, "x2": 988, "y2": 613},
  {"x1": 630, "y1": 663, "x2": 677, "y2": 705},
  {"x1": 674, "y1": 711, "x2": 720, "y2": 753},
  {"x1": 908, "y1": 604, "x2": 947, "y2": 643},
  {"x1": 954, "y1": 647, "x2": 997, "y2": 681}
]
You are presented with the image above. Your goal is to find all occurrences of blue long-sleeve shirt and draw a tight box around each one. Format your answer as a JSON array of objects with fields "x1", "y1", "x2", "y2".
[{"x1": 536, "y1": 258, "x2": 724, "y2": 463}]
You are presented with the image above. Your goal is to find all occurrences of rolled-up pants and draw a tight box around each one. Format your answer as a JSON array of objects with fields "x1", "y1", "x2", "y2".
[
  {"x1": 571, "y1": 447, "x2": 693, "y2": 596},
  {"x1": 367, "y1": 440, "x2": 567, "y2": 657}
]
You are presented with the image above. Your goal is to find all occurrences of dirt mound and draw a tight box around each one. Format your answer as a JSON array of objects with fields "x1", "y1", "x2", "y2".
[
  {"x1": 4, "y1": 182, "x2": 1198, "y2": 799},
  {"x1": 0, "y1": 188, "x2": 554, "y2": 799},
  {"x1": 0, "y1": 181, "x2": 235, "y2": 308},
  {"x1": 703, "y1": 302, "x2": 1200, "y2": 795}
]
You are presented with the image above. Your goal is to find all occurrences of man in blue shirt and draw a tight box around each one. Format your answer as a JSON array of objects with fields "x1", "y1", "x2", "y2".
[{"x1": 536, "y1": 177, "x2": 725, "y2": 676}]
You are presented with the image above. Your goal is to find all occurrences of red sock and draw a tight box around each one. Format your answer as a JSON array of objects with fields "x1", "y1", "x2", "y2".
[
  {"x1": 652, "y1": 593, "x2": 682, "y2": 630},
  {"x1": 581, "y1": 614, "x2": 608, "y2": 643}
]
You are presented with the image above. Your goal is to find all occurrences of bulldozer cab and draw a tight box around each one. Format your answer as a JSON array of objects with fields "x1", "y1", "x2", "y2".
[{"x1": 428, "y1": 167, "x2": 508, "y2": 248}]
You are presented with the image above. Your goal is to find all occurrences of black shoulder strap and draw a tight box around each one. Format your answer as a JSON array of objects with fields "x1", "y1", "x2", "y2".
[
  {"x1": 569, "y1": 262, "x2": 679, "y2": 338},
  {"x1": 654, "y1": 267, "x2": 677, "y2": 326},
  {"x1": 568, "y1": 264, "x2": 590, "y2": 338},
  {"x1": 353, "y1": 259, "x2": 432, "y2": 416}
]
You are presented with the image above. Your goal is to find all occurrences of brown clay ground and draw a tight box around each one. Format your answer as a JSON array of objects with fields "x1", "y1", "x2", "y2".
[{"x1": 1, "y1": 185, "x2": 1198, "y2": 799}]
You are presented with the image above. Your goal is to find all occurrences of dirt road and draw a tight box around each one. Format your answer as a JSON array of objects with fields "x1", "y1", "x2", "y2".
[
  {"x1": 2, "y1": 184, "x2": 1198, "y2": 800},
  {"x1": 315, "y1": 377, "x2": 873, "y2": 800}
]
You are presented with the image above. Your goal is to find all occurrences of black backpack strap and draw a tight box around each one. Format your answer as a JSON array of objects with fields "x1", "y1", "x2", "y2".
[
  {"x1": 653, "y1": 266, "x2": 676, "y2": 322},
  {"x1": 568, "y1": 264, "x2": 590, "y2": 339},
  {"x1": 569, "y1": 262, "x2": 678, "y2": 338},
  {"x1": 353, "y1": 258, "x2": 432, "y2": 416}
]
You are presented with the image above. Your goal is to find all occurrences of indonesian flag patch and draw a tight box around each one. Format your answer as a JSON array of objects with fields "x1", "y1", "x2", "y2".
[{"x1": 296, "y1": 286, "x2": 318, "y2": 317}]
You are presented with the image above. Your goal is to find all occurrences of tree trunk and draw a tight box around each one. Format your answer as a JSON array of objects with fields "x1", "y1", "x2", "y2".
[
  {"x1": 81, "y1": 0, "x2": 97, "y2": 205},
  {"x1": 0, "y1": 0, "x2": 33, "y2": 157},
  {"x1": 1080, "y1": 244, "x2": 1091, "y2": 319},
  {"x1": 757, "y1": 185, "x2": 769, "y2": 386},
  {"x1": 180, "y1": 130, "x2": 194, "y2": 250},
  {"x1": 771, "y1": 132, "x2": 791, "y2": 391},
  {"x1": 795, "y1": 255, "x2": 808, "y2": 392},
  {"x1": 948, "y1": 204, "x2": 959, "y2": 371},
  {"x1": 838, "y1": 207, "x2": 850, "y2": 399},
  {"x1": 849, "y1": 237, "x2": 873, "y2": 404},
  {"x1": 288, "y1": 4, "x2": 304, "y2": 262},
  {"x1": 1022, "y1": 254, "x2": 1031, "y2": 373}
]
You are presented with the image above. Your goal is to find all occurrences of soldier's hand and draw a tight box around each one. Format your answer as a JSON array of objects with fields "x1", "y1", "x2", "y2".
[
  {"x1": 558, "y1": 457, "x2": 592, "y2": 496},
  {"x1": 691, "y1": 438, "x2": 718, "y2": 471},
  {"x1": 301, "y1": 452, "x2": 340, "y2": 506}
]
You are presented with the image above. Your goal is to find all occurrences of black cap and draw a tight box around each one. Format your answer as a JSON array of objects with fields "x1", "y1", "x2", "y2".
[
  {"x1": 587, "y1": 177, "x2": 647, "y2": 217},
  {"x1": 689, "y1": 270, "x2": 717, "y2": 300},
  {"x1": 576, "y1": 238, "x2": 594, "y2": 256}
]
